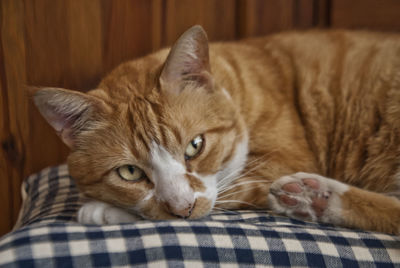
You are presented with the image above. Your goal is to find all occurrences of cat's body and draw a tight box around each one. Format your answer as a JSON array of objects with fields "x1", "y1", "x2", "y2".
[{"x1": 34, "y1": 26, "x2": 400, "y2": 234}]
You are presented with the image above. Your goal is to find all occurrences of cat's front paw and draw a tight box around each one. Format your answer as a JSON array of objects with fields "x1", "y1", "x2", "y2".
[
  {"x1": 78, "y1": 201, "x2": 141, "y2": 225},
  {"x1": 268, "y1": 172, "x2": 349, "y2": 225}
]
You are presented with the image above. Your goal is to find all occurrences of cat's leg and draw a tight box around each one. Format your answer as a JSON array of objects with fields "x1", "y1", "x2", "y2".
[
  {"x1": 78, "y1": 201, "x2": 141, "y2": 224},
  {"x1": 268, "y1": 172, "x2": 400, "y2": 234}
]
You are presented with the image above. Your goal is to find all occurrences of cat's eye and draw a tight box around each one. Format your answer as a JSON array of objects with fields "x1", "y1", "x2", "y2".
[
  {"x1": 185, "y1": 135, "x2": 204, "y2": 160},
  {"x1": 116, "y1": 165, "x2": 145, "y2": 181}
]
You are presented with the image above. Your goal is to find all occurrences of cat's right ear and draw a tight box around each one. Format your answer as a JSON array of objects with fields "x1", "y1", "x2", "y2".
[
  {"x1": 160, "y1": 25, "x2": 213, "y2": 93},
  {"x1": 32, "y1": 87, "x2": 106, "y2": 148}
]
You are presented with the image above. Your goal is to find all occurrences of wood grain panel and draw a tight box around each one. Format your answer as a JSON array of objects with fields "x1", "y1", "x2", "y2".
[
  {"x1": 237, "y1": 0, "x2": 329, "y2": 37},
  {"x1": 66, "y1": 1, "x2": 103, "y2": 89},
  {"x1": 331, "y1": 0, "x2": 400, "y2": 31},
  {"x1": 312, "y1": 0, "x2": 330, "y2": 27},
  {"x1": 294, "y1": 0, "x2": 314, "y2": 28},
  {"x1": 163, "y1": 0, "x2": 236, "y2": 45},
  {"x1": 237, "y1": 0, "x2": 295, "y2": 38},
  {"x1": 0, "y1": 0, "x2": 28, "y2": 235},
  {"x1": 102, "y1": 0, "x2": 163, "y2": 71},
  {"x1": 0, "y1": 21, "x2": 13, "y2": 235}
]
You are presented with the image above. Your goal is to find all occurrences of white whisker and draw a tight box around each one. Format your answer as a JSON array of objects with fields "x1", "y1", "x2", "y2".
[
  {"x1": 215, "y1": 149, "x2": 279, "y2": 210},
  {"x1": 214, "y1": 199, "x2": 261, "y2": 208},
  {"x1": 216, "y1": 158, "x2": 266, "y2": 188},
  {"x1": 218, "y1": 179, "x2": 271, "y2": 195},
  {"x1": 211, "y1": 207, "x2": 240, "y2": 215},
  {"x1": 217, "y1": 185, "x2": 261, "y2": 200},
  {"x1": 244, "y1": 150, "x2": 279, "y2": 169},
  {"x1": 217, "y1": 150, "x2": 277, "y2": 187},
  {"x1": 217, "y1": 168, "x2": 272, "y2": 193}
]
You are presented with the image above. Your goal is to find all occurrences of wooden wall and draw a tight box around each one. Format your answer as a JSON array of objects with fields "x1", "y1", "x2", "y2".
[{"x1": 1, "y1": 0, "x2": 400, "y2": 236}]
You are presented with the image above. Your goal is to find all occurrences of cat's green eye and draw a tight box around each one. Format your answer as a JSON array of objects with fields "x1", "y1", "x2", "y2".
[
  {"x1": 185, "y1": 135, "x2": 204, "y2": 160},
  {"x1": 117, "y1": 165, "x2": 145, "y2": 181}
]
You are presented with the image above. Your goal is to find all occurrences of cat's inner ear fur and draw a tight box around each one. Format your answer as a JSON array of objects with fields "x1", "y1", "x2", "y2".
[
  {"x1": 33, "y1": 87, "x2": 106, "y2": 148},
  {"x1": 160, "y1": 25, "x2": 213, "y2": 93}
]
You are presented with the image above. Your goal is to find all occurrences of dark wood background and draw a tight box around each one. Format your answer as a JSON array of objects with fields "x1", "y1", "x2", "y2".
[{"x1": 1, "y1": 0, "x2": 400, "y2": 236}]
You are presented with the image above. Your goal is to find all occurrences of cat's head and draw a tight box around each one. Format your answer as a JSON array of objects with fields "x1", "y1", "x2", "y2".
[{"x1": 33, "y1": 25, "x2": 248, "y2": 219}]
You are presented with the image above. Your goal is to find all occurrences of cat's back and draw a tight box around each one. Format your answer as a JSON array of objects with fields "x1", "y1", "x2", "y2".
[
  {"x1": 265, "y1": 30, "x2": 400, "y2": 187},
  {"x1": 210, "y1": 30, "x2": 400, "y2": 189}
]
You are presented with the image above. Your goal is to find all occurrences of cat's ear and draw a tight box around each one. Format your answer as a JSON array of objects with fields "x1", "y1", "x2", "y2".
[
  {"x1": 160, "y1": 25, "x2": 213, "y2": 92},
  {"x1": 33, "y1": 87, "x2": 106, "y2": 148}
]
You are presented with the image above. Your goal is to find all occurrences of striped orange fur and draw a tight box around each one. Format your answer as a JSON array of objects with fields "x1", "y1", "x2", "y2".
[{"x1": 34, "y1": 26, "x2": 400, "y2": 233}]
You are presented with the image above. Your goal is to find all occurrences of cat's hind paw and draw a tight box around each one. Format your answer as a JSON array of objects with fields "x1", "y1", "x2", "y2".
[
  {"x1": 78, "y1": 201, "x2": 141, "y2": 225},
  {"x1": 268, "y1": 172, "x2": 349, "y2": 225}
]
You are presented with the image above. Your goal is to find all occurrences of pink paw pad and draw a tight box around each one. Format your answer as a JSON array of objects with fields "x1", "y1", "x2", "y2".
[
  {"x1": 311, "y1": 196, "x2": 329, "y2": 217},
  {"x1": 279, "y1": 195, "x2": 298, "y2": 206},
  {"x1": 273, "y1": 175, "x2": 332, "y2": 220},
  {"x1": 302, "y1": 178, "x2": 320, "y2": 190},
  {"x1": 282, "y1": 182, "x2": 303, "y2": 193}
]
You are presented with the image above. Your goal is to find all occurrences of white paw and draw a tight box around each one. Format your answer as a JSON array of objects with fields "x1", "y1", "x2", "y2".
[
  {"x1": 78, "y1": 201, "x2": 141, "y2": 225},
  {"x1": 268, "y1": 172, "x2": 349, "y2": 225}
]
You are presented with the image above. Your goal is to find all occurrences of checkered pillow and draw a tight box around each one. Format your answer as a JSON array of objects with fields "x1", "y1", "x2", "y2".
[{"x1": 0, "y1": 165, "x2": 399, "y2": 267}]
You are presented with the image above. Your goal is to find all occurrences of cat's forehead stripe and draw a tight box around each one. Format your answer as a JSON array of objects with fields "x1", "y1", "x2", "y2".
[
  {"x1": 144, "y1": 99, "x2": 166, "y2": 145},
  {"x1": 135, "y1": 130, "x2": 151, "y2": 152},
  {"x1": 128, "y1": 100, "x2": 158, "y2": 152},
  {"x1": 126, "y1": 96, "x2": 183, "y2": 153},
  {"x1": 168, "y1": 124, "x2": 183, "y2": 145}
]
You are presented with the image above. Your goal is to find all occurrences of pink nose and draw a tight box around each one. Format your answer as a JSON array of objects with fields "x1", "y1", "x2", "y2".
[{"x1": 166, "y1": 201, "x2": 195, "y2": 219}]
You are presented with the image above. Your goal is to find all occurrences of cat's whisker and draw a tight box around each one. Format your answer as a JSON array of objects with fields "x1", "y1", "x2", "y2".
[
  {"x1": 217, "y1": 179, "x2": 271, "y2": 195},
  {"x1": 239, "y1": 151, "x2": 279, "y2": 173},
  {"x1": 216, "y1": 163, "x2": 270, "y2": 191},
  {"x1": 218, "y1": 179, "x2": 262, "y2": 193},
  {"x1": 218, "y1": 185, "x2": 262, "y2": 200},
  {"x1": 216, "y1": 166, "x2": 244, "y2": 186},
  {"x1": 245, "y1": 152, "x2": 275, "y2": 168},
  {"x1": 229, "y1": 171, "x2": 274, "y2": 184},
  {"x1": 216, "y1": 154, "x2": 272, "y2": 188},
  {"x1": 210, "y1": 207, "x2": 240, "y2": 215},
  {"x1": 218, "y1": 177, "x2": 269, "y2": 191},
  {"x1": 247, "y1": 149, "x2": 280, "y2": 166},
  {"x1": 214, "y1": 199, "x2": 261, "y2": 209},
  {"x1": 217, "y1": 185, "x2": 262, "y2": 200}
]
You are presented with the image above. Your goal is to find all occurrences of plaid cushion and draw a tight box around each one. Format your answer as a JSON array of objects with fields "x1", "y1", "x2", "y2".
[{"x1": 0, "y1": 165, "x2": 399, "y2": 267}]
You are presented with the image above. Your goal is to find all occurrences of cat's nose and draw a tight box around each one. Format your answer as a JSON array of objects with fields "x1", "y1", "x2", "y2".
[{"x1": 166, "y1": 200, "x2": 196, "y2": 219}]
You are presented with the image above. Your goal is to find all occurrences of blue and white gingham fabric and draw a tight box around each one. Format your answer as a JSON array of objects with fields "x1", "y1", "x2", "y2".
[{"x1": 0, "y1": 164, "x2": 399, "y2": 267}]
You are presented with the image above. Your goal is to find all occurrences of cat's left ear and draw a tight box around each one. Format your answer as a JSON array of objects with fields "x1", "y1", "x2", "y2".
[
  {"x1": 160, "y1": 25, "x2": 213, "y2": 92},
  {"x1": 32, "y1": 87, "x2": 107, "y2": 148}
]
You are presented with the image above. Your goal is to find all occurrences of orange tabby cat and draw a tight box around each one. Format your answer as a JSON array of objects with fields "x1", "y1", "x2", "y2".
[{"x1": 33, "y1": 26, "x2": 400, "y2": 234}]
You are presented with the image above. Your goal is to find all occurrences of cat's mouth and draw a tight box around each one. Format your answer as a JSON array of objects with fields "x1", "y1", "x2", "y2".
[{"x1": 132, "y1": 195, "x2": 214, "y2": 220}]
